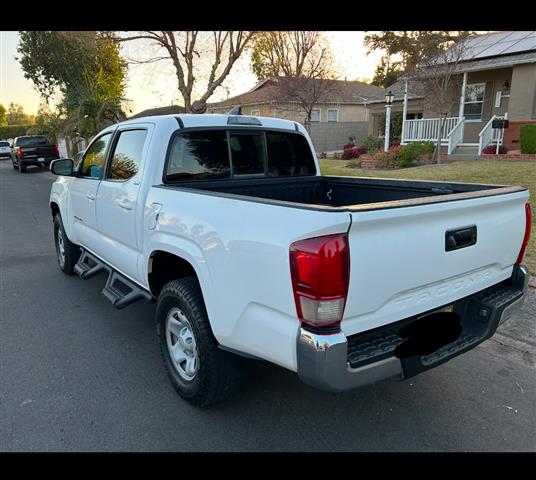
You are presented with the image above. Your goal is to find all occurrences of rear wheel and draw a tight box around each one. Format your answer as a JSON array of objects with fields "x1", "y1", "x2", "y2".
[
  {"x1": 12, "y1": 156, "x2": 18, "y2": 169},
  {"x1": 157, "y1": 277, "x2": 242, "y2": 406},
  {"x1": 53, "y1": 214, "x2": 80, "y2": 275},
  {"x1": 18, "y1": 160, "x2": 26, "y2": 173}
]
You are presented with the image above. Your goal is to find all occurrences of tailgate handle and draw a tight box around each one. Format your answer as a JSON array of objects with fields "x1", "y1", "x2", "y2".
[{"x1": 445, "y1": 225, "x2": 477, "y2": 251}]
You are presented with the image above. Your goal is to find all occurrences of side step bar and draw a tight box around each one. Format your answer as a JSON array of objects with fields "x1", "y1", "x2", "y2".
[{"x1": 74, "y1": 249, "x2": 152, "y2": 309}]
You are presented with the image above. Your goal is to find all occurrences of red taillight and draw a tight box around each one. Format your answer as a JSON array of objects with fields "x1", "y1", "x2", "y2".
[
  {"x1": 289, "y1": 233, "x2": 350, "y2": 329},
  {"x1": 17, "y1": 147, "x2": 24, "y2": 157},
  {"x1": 516, "y1": 202, "x2": 532, "y2": 265},
  {"x1": 55, "y1": 144, "x2": 59, "y2": 157}
]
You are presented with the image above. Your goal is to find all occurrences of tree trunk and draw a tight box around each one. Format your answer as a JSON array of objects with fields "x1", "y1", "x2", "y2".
[{"x1": 434, "y1": 114, "x2": 447, "y2": 165}]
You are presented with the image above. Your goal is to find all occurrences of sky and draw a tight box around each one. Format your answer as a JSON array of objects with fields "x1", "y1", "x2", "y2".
[{"x1": 0, "y1": 31, "x2": 384, "y2": 116}]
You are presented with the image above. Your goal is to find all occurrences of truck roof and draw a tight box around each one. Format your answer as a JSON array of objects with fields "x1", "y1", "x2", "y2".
[{"x1": 115, "y1": 113, "x2": 303, "y2": 132}]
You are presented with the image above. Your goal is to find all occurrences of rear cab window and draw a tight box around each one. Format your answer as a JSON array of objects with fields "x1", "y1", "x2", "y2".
[
  {"x1": 164, "y1": 129, "x2": 316, "y2": 182},
  {"x1": 16, "y1": 136, "x2": 50, "y2": 147}
]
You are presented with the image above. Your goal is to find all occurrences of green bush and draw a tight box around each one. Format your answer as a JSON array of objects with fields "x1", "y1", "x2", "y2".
[
  {"x1": 520, "y1": 124, "x2": 536, "y2": 154},
  {"x1": 0, "y1": 125, "x2": 31, "y2": 140},
  {"x1": 362, "y1": 135, "x2": 382, "y2": 153},
  {"x1": 374, "y1": 151, "x2": 400, "y2": 169},
  {"x1": 398, "y1": 141, "x2": 436, "y2": 167}
]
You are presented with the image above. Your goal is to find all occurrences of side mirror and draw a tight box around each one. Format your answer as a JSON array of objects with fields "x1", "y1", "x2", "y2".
[{"x1": 50, "y1": 158, "x2": 74, "y2": 176}]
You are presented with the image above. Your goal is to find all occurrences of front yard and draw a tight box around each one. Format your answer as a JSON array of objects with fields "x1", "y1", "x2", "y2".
[{"x1": 319, "y1": 159, "x2": 535, "y2": 274}]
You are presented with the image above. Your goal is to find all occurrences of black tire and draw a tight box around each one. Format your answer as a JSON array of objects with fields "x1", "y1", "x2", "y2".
[
  {"x1": 53, "y1": 214, "x2": 80, "y2": 275},
  {"x1": 157, "y1": 277, "x2": 241, "y2": 406},
  {"x1": 19, "y1": 160, "x2": 26, "y2": 173},
  {"x1": 12, "y1": 156, "x2": 18, "y2": 169}
]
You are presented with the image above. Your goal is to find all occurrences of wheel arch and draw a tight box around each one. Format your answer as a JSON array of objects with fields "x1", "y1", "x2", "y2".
[
  {"x1": 50, "y1": 201, "x2": 60, "y2": 219},
  {"x1": 147, "y1": 249, "x2": 208, "y2": 299}
]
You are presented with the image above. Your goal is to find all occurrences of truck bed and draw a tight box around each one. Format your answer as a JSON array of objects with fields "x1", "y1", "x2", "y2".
[{"x1": 162, "y1": 175, "x2": 526, "y2": 211}]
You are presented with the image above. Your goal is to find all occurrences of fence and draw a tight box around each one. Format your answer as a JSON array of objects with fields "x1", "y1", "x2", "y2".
[{"x1": 308, "y1": 121, "x2": 369, "y2": 153}]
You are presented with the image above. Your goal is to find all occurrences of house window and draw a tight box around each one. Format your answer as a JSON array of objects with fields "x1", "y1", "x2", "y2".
[
  {"x1": 327, "y1": 108, "x2": 339, "y2": 122},
  {"x1": 309, "y1": 108, "x2": 321, "y2": 122},
  {"x1": 250, "y1": 109, "x2": 260, "y2": 117},
  {"x1": 405, "y1": 113, "x2": 423, "y2": 120},
  {"x1": 463, "y1": 83, "x2": 486, "y2": 120}
]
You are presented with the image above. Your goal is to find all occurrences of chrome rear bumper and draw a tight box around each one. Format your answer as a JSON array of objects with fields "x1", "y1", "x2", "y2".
[{"x1": 297, "y1": 265, "x2": 528, "y2": 393}]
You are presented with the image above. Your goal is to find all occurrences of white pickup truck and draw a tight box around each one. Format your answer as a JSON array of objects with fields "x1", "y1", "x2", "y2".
[{"x1": 49, "y1": 113, "x2": 531, "y2": 406}]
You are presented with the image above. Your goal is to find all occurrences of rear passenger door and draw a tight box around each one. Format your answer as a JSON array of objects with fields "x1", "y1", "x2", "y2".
[{"x1": 94, "y1": 126, "x2": 150, "y2": 280}]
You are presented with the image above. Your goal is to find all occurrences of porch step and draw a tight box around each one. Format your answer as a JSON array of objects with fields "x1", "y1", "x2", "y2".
[{"x1": 450, "y1": 145, "x2": 479, "y2": 160}]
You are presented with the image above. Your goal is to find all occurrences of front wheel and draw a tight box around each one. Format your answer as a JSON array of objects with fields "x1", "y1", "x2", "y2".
[
  {"x1": 157, "y1": 277, "x2": 242, "y2": 406},
  {"x1": 53, "y1": 214, "x2": 80, "y2": 274}
]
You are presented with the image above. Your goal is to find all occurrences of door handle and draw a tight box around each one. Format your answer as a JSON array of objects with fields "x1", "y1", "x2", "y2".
[
  {"x1": 86, "y1": 194, "x2": 96, "y2": 201},
  {"x1": 117, "y1": 198, "x2": 134, "y2": 211}
]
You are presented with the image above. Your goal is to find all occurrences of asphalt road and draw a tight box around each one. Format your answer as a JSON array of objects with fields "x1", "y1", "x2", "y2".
[{"x1": 0, "y1": 159, "x2": 534, "y2": 452}]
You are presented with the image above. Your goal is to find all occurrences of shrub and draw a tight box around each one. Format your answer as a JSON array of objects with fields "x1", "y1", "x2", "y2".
[
  {"x1": 520, "y1": 124, "x2": 536, "y2": 154},
  {"x1": 342, "y1": 149, "x2": 354, "y2": 160},
  {"x1": 342, "y1": 144, "x2": 368, "y2": 160},
  {"x1": 362, "y1": 135, "x2": 382, "y2": 153},
  {"x1": 482, "y1": 144, "x2": 507, "y2": 154},
  {"x1": 352, "y1": 145, "x2": 367, "y2": 156},
  {"x1": 398, "y1": 141, "x2": 436, "y2": 167},
  {"x1": 374, "y1": 151, "x2": 400, "y2": 169},
  {"x1": 415, "y1": 141, "x2": 435, "y2": 154}
]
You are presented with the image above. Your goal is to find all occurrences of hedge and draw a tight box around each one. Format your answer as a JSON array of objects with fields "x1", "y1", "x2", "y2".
[
  {"x1": 0, "y1": 125, "x2": 31, "y2": 140},
  {"x1": 519, "y1": 124, "x2": 536, "y2": 154}
]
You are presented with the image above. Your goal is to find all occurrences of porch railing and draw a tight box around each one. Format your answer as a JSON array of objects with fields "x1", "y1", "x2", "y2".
[
  {"x1": 402, "y1": 117, "x2": 459, "y2": 144},
  {"x1": 447, "y1": 118, "x2": 465, "y2": 155},
  {"x1": 478, "y1": 114, "x2": 507, "y2": 155}
]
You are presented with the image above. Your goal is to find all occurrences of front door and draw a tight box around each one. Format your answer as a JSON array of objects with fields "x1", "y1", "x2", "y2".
[
  {"x1": 95, "y1": 127, "x2": 149, "y2": 281},
  {"x1": 69, "y1": 132, "x2": 113, "y2": 252}
]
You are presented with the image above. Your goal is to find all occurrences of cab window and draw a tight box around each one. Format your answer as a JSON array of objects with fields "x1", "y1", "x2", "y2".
[
  {"x1": 80, "y1": 133, "x2": 112, "y2": 179},
  {"x1": 107, "y1": 129, "x2": 147, "y2": 181}
]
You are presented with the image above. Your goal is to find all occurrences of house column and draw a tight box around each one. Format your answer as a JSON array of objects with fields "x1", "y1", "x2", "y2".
[
  {"x1": 401, "y1": 80, "x2": 408, "y2": 143},
  {"x1": 458, "y1": 72, "x2": 467, "y2": 119}
]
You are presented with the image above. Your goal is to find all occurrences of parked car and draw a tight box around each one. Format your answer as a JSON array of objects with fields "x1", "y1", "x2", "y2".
[
  {"x1": 48, "y1": 113, "x2": 531, "y2": 406},
  {"x1": 0, "y1": 141, "x2": 11, "y2": 159},
  {"x1": 11, "y1": 135, "x2": 60, "y2": 172}
]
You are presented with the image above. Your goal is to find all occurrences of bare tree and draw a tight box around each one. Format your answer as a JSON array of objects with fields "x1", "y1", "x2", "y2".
[
  {"x1": 119, "y1": 31, "x2": 255, "y2": 113},
  {"x1": 408, "y1": 38, "x2": 469, "y2": 163},
  {"x1": 256, "y1": 32, "x2": 338, "y2": 130},
  {"x1": 250, "y1": 31, "x2": 334, "y2": 80}
]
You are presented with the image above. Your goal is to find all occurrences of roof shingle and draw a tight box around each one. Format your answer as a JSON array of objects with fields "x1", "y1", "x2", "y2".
[{"x1": 209, "y1": 76, "x2": 384, "y2": 108}]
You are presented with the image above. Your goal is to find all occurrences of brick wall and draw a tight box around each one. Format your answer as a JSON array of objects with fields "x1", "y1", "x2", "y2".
[
  {"x1": 503, "y1": 120, "x2": 536, "y2": 150},
  {"x1": 481, "y1": 153, "x2": 536, "y2": 160}
]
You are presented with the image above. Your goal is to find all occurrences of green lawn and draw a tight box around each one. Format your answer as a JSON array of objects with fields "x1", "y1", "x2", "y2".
[{"x1": 319, "y1": 159, "x2": 535, "y2": 275}]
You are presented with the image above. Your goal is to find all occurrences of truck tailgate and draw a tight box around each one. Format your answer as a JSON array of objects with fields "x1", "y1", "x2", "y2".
[{"x1": 342, "y1": 189, "x2": 529, "y2": 336}]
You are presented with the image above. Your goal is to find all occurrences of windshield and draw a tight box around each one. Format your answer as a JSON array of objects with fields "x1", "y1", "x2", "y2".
[
  {"x1": 0, "y1": 141, "x2": 10, "y2": 147},
  {"x1": 17, "y1": 136, "x2": 50, "y2": 147}
]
